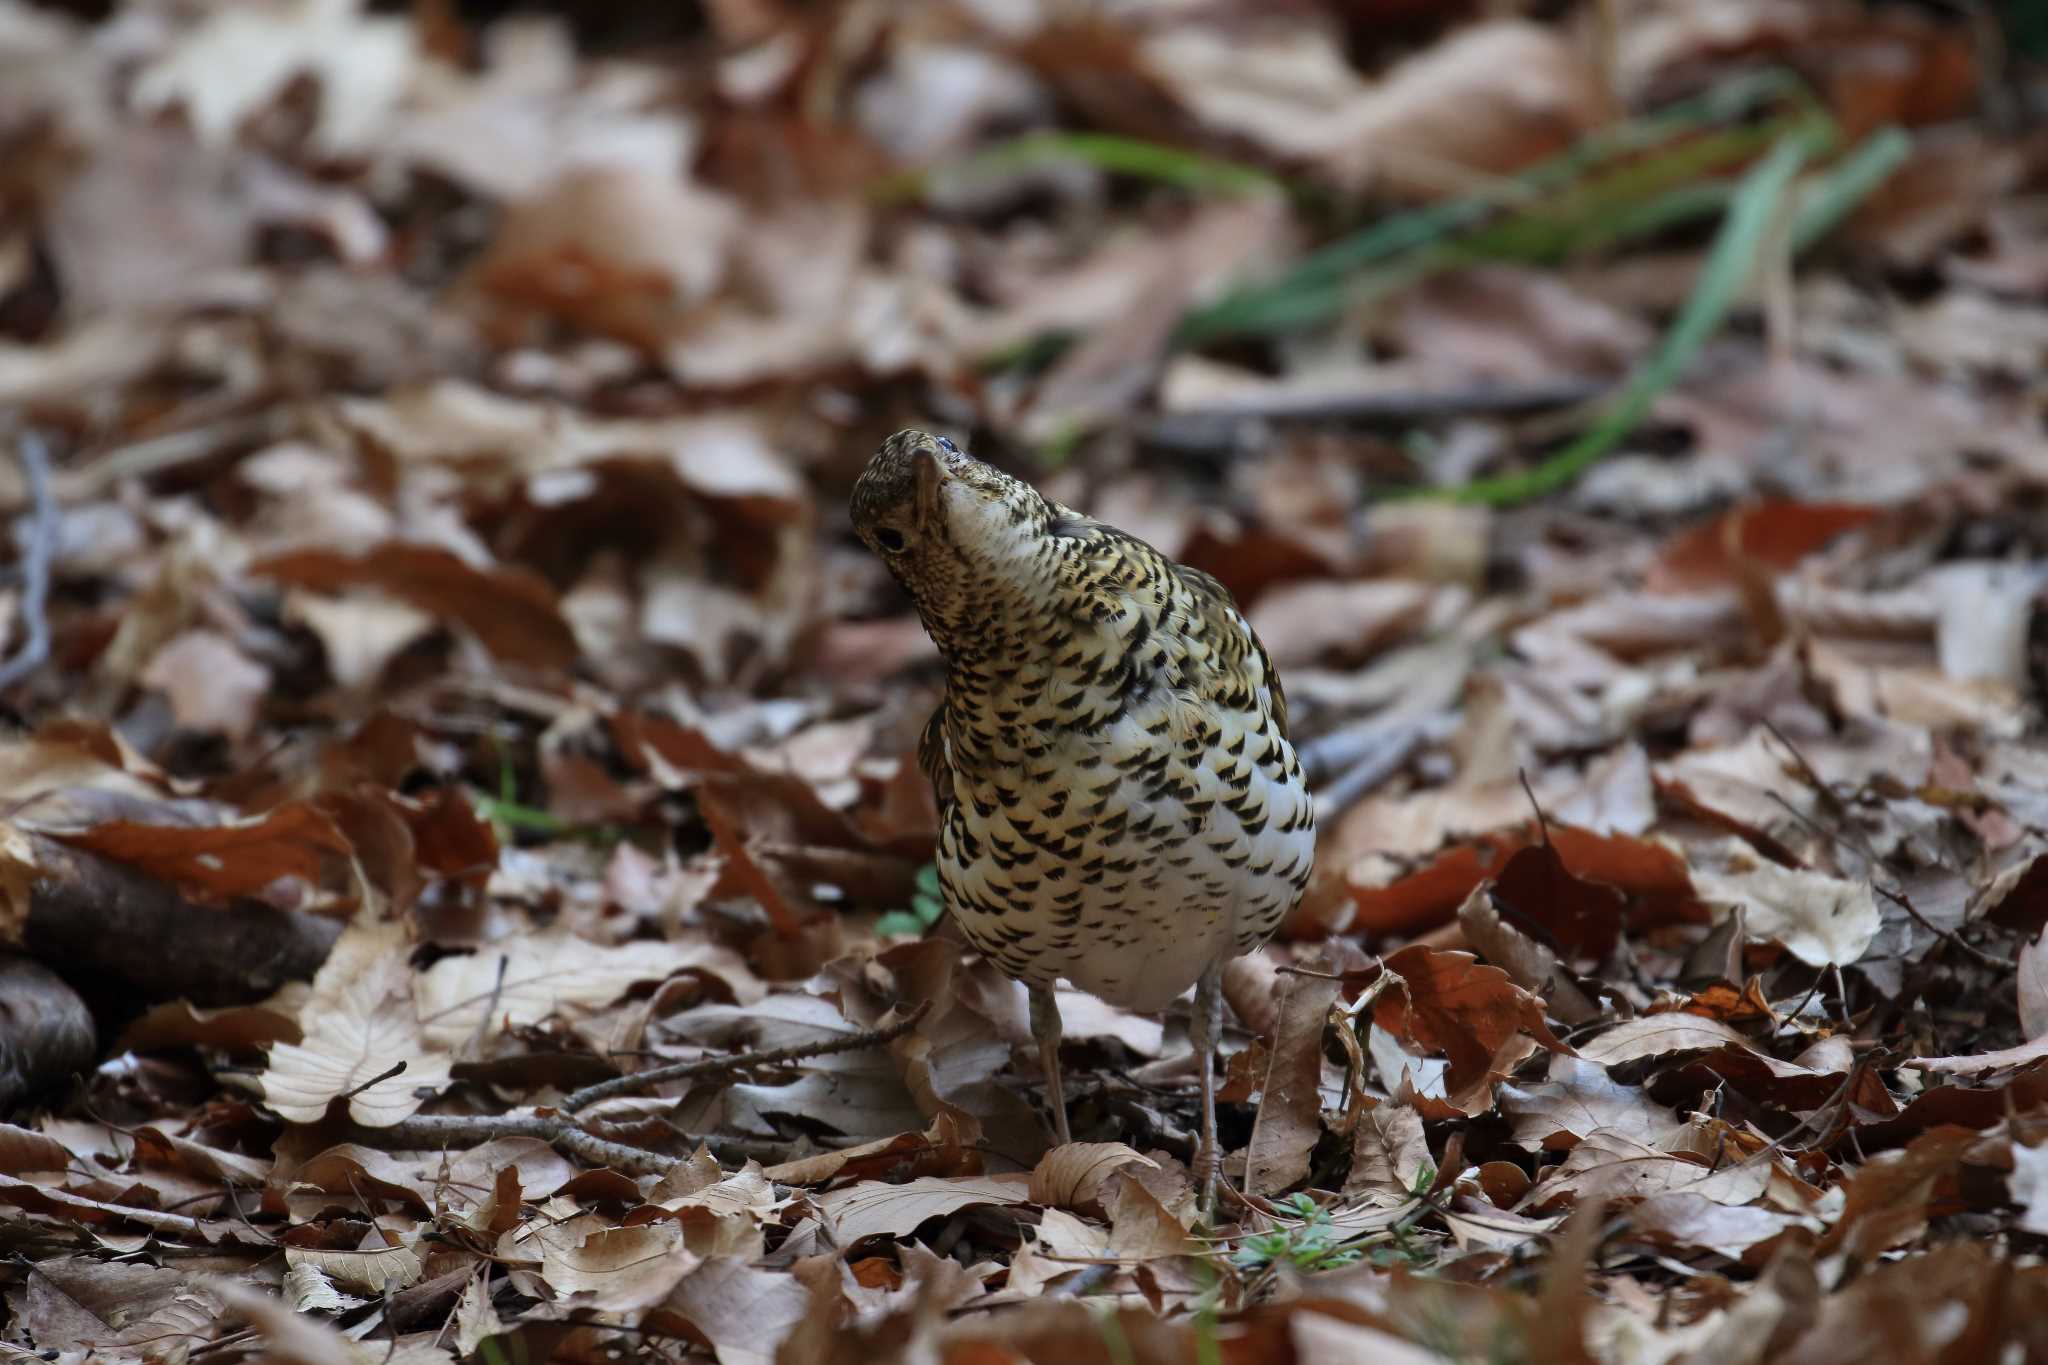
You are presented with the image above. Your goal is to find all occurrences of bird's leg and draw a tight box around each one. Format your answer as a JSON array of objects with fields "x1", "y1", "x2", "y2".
[
  {"x1": 1192, "y1": 959, "x2": 1225, "y2": 1219},
  {"x1": 1028, "y1": 982, "x2": 1072, "y2": 1146}
]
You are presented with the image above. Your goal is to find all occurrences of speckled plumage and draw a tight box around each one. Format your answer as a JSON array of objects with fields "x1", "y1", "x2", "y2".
[{"x1": 852, "y1": 430, "x2": 1316, "y2": 1203}]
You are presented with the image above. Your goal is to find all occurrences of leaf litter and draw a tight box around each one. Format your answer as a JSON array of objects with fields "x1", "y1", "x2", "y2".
[{"x1": 0, "y1": 0, "x2": 2043, "y2": 1362}]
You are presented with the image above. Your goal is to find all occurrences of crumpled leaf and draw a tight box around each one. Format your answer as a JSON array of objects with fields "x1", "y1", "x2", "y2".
[{"x1": 1367, "y1": 944, "x2": 1570, "y2": 1117}]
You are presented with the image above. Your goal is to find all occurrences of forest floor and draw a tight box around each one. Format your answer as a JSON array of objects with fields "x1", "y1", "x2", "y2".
[{"x1": 1, "y1": 1, "x2": 2047, "y2": 1362}]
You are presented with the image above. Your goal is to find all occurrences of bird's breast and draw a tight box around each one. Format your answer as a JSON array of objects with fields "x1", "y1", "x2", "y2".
[{"x1": 932, "y1": 679, "x2": 1314, "y2": 1013}]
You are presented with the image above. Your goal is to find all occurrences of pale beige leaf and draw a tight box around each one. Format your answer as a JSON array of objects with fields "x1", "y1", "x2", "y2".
[
  {"x1": 2021, "y1": 925, "x2": 2048, "y2": 1041},
  {"x1": 283, "y1": 1263, "x2": 357, "y2": 1313},
  {"x1": 259, "y1": 920, "x2": 452, "y2": 1126},
  {"x1": 415, "y1": 929, "x2": 762, "y2": 1050},
  {"x1": 1028, "y1": 1142, "x2": 1158, "y2": 1214},
  {"x1": 516, "y1": 1216, "x2": 698, "y2": 1313},
  {"x1": 1687, "y1": 836, "x2": 1879, "y2": 966},
  {"x1": 283, "y1": 1241, "x2": 424, "y2": 1295},
  {"x1": 812, "y1": 1174, "x2": 1030, "y2": 1243}
]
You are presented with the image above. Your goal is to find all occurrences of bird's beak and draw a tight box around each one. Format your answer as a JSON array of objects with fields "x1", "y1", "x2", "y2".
[{"x1": 913, "y1": 447, "x2": 946, "y2": 532}]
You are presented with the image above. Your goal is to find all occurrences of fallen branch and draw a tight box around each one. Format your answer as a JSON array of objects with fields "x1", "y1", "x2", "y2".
[
  {"x1": 371, "y1": 1111, "x2": 680, "y2": 1176},
  {"x1": 0, "y1": 432, "x2": 59, "y2": 691},
  {"x1": 20, "y1": 834, "x2": 345, "y2": 1007},
  {"x1": 356, "y1": 1003, "x2": 933, "y2": 1175},
  {"x1": 0, "y1": 955, "x2": 96, "y2": 1108},
  {"x1": 561, "y1": 1000, "x2": 931, "y2": 1112}
]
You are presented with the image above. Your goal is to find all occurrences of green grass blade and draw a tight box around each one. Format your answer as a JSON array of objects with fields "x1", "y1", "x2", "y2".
[
  {"x1": 1418, "y1": 130, "x2": 1819, "y2": 506},
  {"x1": 1790, "y1": 124, "x2": 1912, "y2": 249},
  {"x1": 1177, "y1": 91, "x2": 1817, "y2": 348}
]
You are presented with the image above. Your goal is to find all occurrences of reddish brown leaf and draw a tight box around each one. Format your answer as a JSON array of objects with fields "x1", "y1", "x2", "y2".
[
  {"x1": 47, "y1": 801, "x2": 354, "y2": 903},
  {"x1": 1489, "y1": 832, "x2": 1625, "y2": 962},
  {"x1": 1369, "y1": 945, "x2": 1568, "y2": 1112},
  {"x1": 252, "y1": 544, "x2": 579, "y2": 671}
]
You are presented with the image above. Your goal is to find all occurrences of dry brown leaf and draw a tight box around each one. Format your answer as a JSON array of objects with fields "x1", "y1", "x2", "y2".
[
  {"x1": 414, "y1": 929, "x2": 761, "y2": 1051},
  {"x1": 514, "y1": 1216, "x2": 699, "y2": 1313},
  {"x1": 140, "y1": 630, "x2": 271, "y2": 739},
  {"x1": 1370, "y1": 944, "x2": 1569, "y2": 1116},
  {"x1": 1687, "y1": 836, "x2": 1880, "y2": 967},
  {"x1": 812, "y1": 1173, "x2": 1030, "y2": 1243},
  {"x1": 282, "y1": 1240, "x2": 425, "y2": 1296},
  {"x1": 253, "y1": 544, "x2": 579, "y2": 671},
  {"x1": 2021, "y1": 926, "x2": 2048, "y2": 1041},
  {"x1": 1247, "y1": 579, "x2": 1436, "y2": 668},
  {"x1": 18, "y1": 1259, "x2": 225, "y2": 1356},
  {"x1": 208, "y1": 1278, "x2": 367, "y2": 1365},
  {"x1": 0, "y1": 1122, "x2": 73, "y2": 1174},
  {"x1": 1246, "y1": 943, "x2": 1355, "y2": 1196},
  {"x1": 1028, "y1": 1142, "x2": 1158, "y2": 1216},
  {"x1": 470, "y1": 166, "x2": 740, "y2": 350},
  {"x1": 39, "y1": 801, "x2": 353, "y2": 905},
  {"x1": 1499, "y1": 1054, "x2": 1684, "y2": 1152}
]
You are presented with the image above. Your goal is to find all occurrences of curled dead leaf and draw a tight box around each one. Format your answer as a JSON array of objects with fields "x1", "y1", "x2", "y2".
[{"x1": 1028, "y1": 1142, "x2": 1158, "y2": 1216}]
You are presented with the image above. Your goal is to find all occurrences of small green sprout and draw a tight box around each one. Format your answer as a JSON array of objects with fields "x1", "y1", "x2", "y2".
[{"x1": 876, "y1": 863, "x2": 945, "y2": 938}]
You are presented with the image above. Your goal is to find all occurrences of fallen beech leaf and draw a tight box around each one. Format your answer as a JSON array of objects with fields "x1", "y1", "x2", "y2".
[
  {"x1": 1489, "y1": 830, "x2": 1626, "y2": 961},
  {"x1": 40, "y1": 801, "x2": 353, "y2": 904},
  {"x1": 1627, "y1": 1191, "x2": 1808, "y2": 1263},
  {"x1": 0, "y1": 1122, "x2": 71, "y2": 1174},
  {"x1": 140, "y1": 630, "x2": 271, "y2": 739},
  {"x1": 1248, "y1": 943, "x2": 1357, "y2": 1195},
  {"x1": 1371, "y1": 944, "x2": 1569, "y2": 1109},
  {"x1": 1028, "y1": 1142, "x2": 1158, "y2": 1215},
  {"x1": 259, "y1": 920, "x2": 453, "y2": 1126},
  {"x1": 1912, "y1": 1036, "x2": 2048, "y2": 1075},
  {"x1": 1578, "y1": 1014, "x2": 1750, "y2": 1066},
  {"x1": 1648, "y1": 500, "x2": 1885, "y2": 592},
  {"x1": 208, "y1": 1277, "x2": 363, "y2": 1365},
  {"x1": 1345, "y1": 1101, "x2": 1431, "y2": 1201},
  {"x1": 473, "y1": 166, "x2": 741, "y2": 349},
  {"x1": 282, "y1": 1241, "x2": 424, "y2": 1295},
  {"x1": 413, "y1": 929, "x2": 759, "y2": 1051},
  {"x1": 812, "y1": 1173, "x2": 1030, "y2": 1243},
  {"x1": 253, "y1": 544, "x2": 579, "y2": 671},
  {"x1": 1346, "y1": 823, "x2": 1694, "y2": 939},
  {"x1": 1687, "y1": 836, "x2": 1880, "y2": 967},
  {"x1": 1530, "y1": 1131, "x2": 1770, "y2": 1210},
  {"x1": 1821, "y1": 1125, "x2": 1987, "y2": 1261},
  {"x1": 516, "y1": 1217, "x2": 698, "y2": 1313},
  {"x1": 2022, "y1": 927, "x2": 2048, "y2": 1040},
  {"x1": 651, "y1": 1257, "x2": 811, "y2": 1364},
  {"x1": 18, "y1": 1260, "x2": 225, "y2": 1356},
  {"x1": 1499, "y1": 1054, "x2": 1683, "y2": 1151}
]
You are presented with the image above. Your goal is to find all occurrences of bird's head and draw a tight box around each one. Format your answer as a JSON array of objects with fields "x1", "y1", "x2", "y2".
[{"x1": 851, "y1": 430, "x2": 1054, "y2": 627}]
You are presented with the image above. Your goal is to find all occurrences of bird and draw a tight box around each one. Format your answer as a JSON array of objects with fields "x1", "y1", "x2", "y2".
[{"x1": 850, "y1": 429, "x2": 1316, "y2": 1213}]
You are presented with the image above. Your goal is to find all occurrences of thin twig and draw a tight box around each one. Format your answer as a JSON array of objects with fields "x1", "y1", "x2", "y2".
[
  {"x1": 0, "y1": 432, "x2": 58, "y2": 691},
  {"x1": 561, "y1": 1001, "x2": 930, "y2": 1113},
  {"x1": 339, "y1": 1061, "x2": 408, "y2": 1105},
  {"x1": 369, "y1": 1111, "x2": 679, "y2": 1176}
]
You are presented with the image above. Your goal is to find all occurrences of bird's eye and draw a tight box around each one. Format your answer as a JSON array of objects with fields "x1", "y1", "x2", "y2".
[
  {"x1": 937, "y1": 437, "x2": 957, "y2": 453},
  {"x1": 875, "y1": 528, "x2": 907, "y2": 553}
]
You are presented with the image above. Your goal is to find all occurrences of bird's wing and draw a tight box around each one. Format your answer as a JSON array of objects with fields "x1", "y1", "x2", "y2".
[
  {"x1": 1050, "y1": 506, "x2": 1292, "y2": 741},
  {"x1": 917, "y1": 704, "x2": 952, "y2": 802},
  {"x1": 1172, "y1": 562, "x2": 1290, "y2": 740}
]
